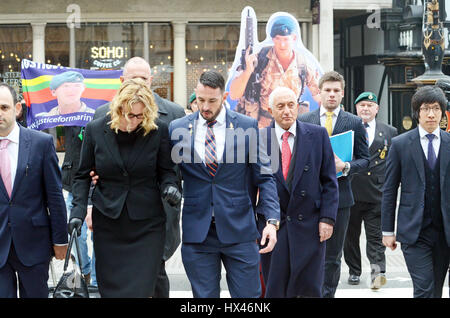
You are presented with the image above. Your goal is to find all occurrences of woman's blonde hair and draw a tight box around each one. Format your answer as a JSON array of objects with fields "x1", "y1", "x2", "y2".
[{"x1": 109, "y1": 78, "x2": 158, "y2": 135}]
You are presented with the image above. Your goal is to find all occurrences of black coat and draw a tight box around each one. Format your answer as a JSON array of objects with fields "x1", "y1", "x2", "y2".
[
  {"x1": 70, "y1": 115, "x2": 178, "y2": 227},
  {"x1": 92, "y1": 93, "x2": 185, "y2": 260},
  {"x1": 351, "y1": 120, "x2": 398, "y2": 204}
]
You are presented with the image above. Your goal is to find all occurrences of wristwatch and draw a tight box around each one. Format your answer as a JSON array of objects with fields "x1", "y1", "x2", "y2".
[
  {"x1": 342, "y1": 162, "x2": 351, "y2": 176},
  {"x1": 267, "y1": 219, "x2": 280, "y2": 231}
]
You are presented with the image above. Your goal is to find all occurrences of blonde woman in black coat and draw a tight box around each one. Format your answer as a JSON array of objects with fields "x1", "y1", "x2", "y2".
[{"x1": 69, "y1": 78, "x2": 181, "y2": 297}]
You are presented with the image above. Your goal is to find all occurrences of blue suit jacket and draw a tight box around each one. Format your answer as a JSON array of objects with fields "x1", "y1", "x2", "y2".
[
  {"x1": 381, "y1": 128, "x2": 450, "y2": 246},
  {"x1": 298, "y1": 108, "x2": 370, "y2": 208},
  {"x1": 257, "y1": 120, "x2": 338, "y2": 297},
  {"x1": 169, "y1": 109, "x2": 280, "y2": 244},
  {"x1": 0, "y1": 126, "x2": 67, "y2": 267}
]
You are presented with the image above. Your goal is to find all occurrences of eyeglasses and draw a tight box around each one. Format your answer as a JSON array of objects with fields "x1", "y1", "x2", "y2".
[
  {"x1": 123, "y1": 112, "x2": 144, "y2": 119},
  {"x1": 419, "y1": 106, "x2": 441, "y2": 113}
]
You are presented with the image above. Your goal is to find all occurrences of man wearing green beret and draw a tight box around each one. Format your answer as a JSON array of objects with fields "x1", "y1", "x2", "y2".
[
  {"x1": 37, "y1": 71, "x2": 95, "y2": 117},
  {"x1": 343, "y1": 91, "x2": 397, "y2": 290},
  {"x1": 187, "y1": 92, "x2": 198, "y2": 113},
  {"x1": 229, "y1": 15, "x2": 320, "y2": 128}
]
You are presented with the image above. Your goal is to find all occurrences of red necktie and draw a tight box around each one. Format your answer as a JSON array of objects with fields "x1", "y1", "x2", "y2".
[{"x1": 281, "y1": 131, "x2": 292, "y2": 180}]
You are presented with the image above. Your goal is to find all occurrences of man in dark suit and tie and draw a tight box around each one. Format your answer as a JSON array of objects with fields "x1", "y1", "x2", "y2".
[
  {"x1": 382, "y1": 85, "x2": 450, "y2": 298},
  {"x1": 298, "y1": 71, "x2": 370, "y2": 298},
  {"x1": 0, "y1": 83, "x2": 68, "y2": 297},
  {"x1": 343, "y1": 92, "x2": 398, "y2": 289},
  {"x1": 257, "y1": 87, "x2": 339, "y2": 297},
  {"x1": 169, "y1": 70, "x2": 280, "y2": 298},
  {"x1": 91, "y1": 57, "x2": 185, "y2": 298}
]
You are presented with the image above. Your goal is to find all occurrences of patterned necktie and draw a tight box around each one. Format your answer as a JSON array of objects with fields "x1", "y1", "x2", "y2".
[
  {"x1": 0, "y1": 139, "x2": 12, "y2": 198},
  {"x1": 205, "y1": 120, "x2": 218, "y2": 177},
  {"x1": 364, "y1": 122, "x2": 370, "y2": 145},
  {"x1": 281, "y1": 131, "x2": 292, "y2": 180},
  {"x1": 425, "y1": 134, "x2": 436, "y2": 169},
  {"x1": 325, "y1": 112, "x2": 333, "y2": 136}
]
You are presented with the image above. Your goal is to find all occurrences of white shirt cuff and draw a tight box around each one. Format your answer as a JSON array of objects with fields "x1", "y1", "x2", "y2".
[{"x1": 382, "y1": 231, "x2": 395, "y2": 236}]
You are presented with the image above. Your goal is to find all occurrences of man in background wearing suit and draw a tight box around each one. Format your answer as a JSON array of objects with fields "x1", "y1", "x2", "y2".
[
  {"x1": 298, "y1": 71, "x2": 370, "y2": 298},
  {"x1": 258, "y1": 87, "x2": 338, "y2": 297},
  {"x1": 0, "y1": 83, "x2": 68, "y2": 297},
  {"x1": 91, "y1": 57, "x2": 185, "y2": 298},
  {"x1": 382, "y1": 85, "x2": 450, "y2": 298},
  {"x1": 343, "y1": 92, "x2": 397, "y2": 289},
  {"x1": 169, "y1": 70, "x2": 280, "y2": 298}
]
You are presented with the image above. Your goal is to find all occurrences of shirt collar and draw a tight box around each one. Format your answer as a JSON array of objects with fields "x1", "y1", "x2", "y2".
[
  {"x1": 0, "y1": 122, "x2": 20, "y2": 144},
  {"x1": 274, "y1": 120, "x2": 297, "y2": 139},
  {"x1": 418, "y1": 124, "x2": 440, "y2": 140},
  {"x1": 198, "y1": 105, "x2": 226, "y2": 127},
  {"x1": 320, "y1": 105, "x2": 341, "y2": 117}
]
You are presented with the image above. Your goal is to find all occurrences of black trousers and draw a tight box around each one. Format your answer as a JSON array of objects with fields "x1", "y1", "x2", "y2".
[
  {"x1": 344, "y1": 201, "x2": 386, "y2": 277},
  {"x1": 401, "y1": 226, "x2": 450, "y2": 298},
  {"x1": 322, "y1": 207, "x2": 351, "y2": 298}
]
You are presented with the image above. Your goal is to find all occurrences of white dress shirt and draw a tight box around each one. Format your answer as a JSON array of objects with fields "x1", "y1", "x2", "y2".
[
  {"x1": 0, "y1": 123, "x2": 20, "y2": 191},
  {"x1": 364, "y1": 118, "x2": 376, "y2": 148},
  {"x1": 319, "y1": 105, "x2": 341, "y2": 132},
  {"x1": 418, "y1": 125, "x2": 441, "y2": 159},
  {"x1": 194, "y1": 105, "x2": 226, "y2": 163},
  {"x1": 274, "y1": 121, "x2": 296, "y2": 154}
]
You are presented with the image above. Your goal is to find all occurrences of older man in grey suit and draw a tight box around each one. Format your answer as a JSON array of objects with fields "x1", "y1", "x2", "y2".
[{"x1": 91, "y1": 57, "x2": 185, "y2": 297}]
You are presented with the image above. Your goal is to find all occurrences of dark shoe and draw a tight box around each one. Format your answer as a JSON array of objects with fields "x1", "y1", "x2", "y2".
[
  {"x1": 348, "y1": 275, "x2": 360, "y2": 285},
  {"x1": 371, "y1": 273, "x2": 387, "y2": 290}
]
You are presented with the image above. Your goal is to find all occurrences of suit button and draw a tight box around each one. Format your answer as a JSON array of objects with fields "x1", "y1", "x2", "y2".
[
  {"x1": 300, "y1": 190, "x2": 306, "y2": 197},
  {"x1": 304, "y1": 165, "x2": 310, "y2": 172},
  {"x1": 298, "y1": 214, "x2": 303, "y2": 221},
  {"x1": 123, "y1": 172, "x2": 128, "y2": 177},
  {"x1": 7, "y1": 222, "x2": 11, "y2": 227},
  {"x1": 287, "y1": 216, "x2": 291, "y2": 222},
  {"x1": 375, "y1": 161, "x2": 378, "y2": 165}
]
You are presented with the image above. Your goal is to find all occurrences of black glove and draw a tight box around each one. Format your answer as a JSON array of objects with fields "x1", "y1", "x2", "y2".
[
  {"x1": 68, "y1": 217, "x2": 83, "y2": 237},
  {"x1": 162, "y1": 185, "x2": 181, "y2": 207}
]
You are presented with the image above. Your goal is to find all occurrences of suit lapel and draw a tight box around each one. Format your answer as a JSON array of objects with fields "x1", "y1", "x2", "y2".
[
  {"x1": 217, "y1": 109, "x2": 236, "y2": 174},
  {"x1": 440, "y1": 131, "x2": 450, "y2": 190},
  {"x1": 102, "y1": 116, "x2": 126, "y2": 172},
  {"x1": 333, "y1": 110, "x2": 347, "y2": 135},
  {"x1": 9, "y1": 126, "x2": 30, "y2": 200},
  {"x1": 291, "y1": 121, "x2": 311, "y2": 192},
  {"x1": 409, "y1": 129, "x2": 425, "y2": 184}
]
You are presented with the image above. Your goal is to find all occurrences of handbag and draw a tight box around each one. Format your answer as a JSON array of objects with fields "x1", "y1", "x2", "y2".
[{"x1": 53, "y1": 228, "x2": 90, "y2": 298}]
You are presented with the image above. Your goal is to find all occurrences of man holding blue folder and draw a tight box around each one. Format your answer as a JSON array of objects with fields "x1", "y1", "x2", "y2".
[{"x1": 299, "y1": 71, "x2": 369, "y2": 298}]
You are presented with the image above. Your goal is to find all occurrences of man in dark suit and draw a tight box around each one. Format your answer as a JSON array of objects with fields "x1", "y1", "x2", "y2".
[
  {"x1": 257, "y1": 87, "x2": 338, "y2": 297},
  {"x1": 382, "y1": 85, "x2": 450, "y2": 298},
  {"x1": 343, "y1": 92, "x2": 398, "y2": 289},
  {"x1": 0, "y1": 83, "x2": 68, "y2": 297},
  {"x1": 91, "y1": 57, "x2": 185, "y2": 298},
  {"x1": 298, "y1": 71, "x2": 370, "y2": 298},
  {"x1": 169, "y1": 70, "x2": 280, "y2": 298}
]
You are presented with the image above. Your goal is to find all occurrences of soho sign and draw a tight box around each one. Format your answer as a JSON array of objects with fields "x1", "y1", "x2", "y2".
[{"x1": 90, "y1": 46, "x2": 128, "y2": 59}]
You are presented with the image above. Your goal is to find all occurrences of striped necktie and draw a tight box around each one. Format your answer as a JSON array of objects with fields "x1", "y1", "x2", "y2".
[
  {"x1": 205, "y1": 120, "x2": 218, "y2": 177},
  {"x1": 364, "y1": 122, "x2": 370, "y2": 145}
]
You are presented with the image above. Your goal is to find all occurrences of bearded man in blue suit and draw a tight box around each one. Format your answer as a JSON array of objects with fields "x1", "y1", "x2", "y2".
[{"x1": 169, "y1": 71, "x2": 280, "y2": 298}]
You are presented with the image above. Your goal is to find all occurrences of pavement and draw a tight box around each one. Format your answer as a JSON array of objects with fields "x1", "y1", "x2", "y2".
[{"x1": 52, "y1": 152, "x2": 449, "y2": 298}]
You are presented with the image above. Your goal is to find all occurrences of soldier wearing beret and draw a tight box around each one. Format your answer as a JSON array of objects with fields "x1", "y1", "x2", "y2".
[
  {"x1": 187, "y1": 92, "x2": 198, "y2": 113},
  {"x1": 37, "y1": 71, "x2": 95, "y2": 117},
  {"x1": 343, "y1": 92, "x2": 397, "y2": 289},
  {"x1": 229, "y1": 15, "x2": 320, "y2": 128}
]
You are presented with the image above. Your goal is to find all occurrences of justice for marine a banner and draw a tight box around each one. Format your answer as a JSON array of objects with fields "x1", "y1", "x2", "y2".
[{"x1": 21, "y1": 59, "x2": 122, "y2": 130}]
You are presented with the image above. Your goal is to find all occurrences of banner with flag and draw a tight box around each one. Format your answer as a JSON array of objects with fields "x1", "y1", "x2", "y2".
[{"x1": 21, "y1": 59, "x2": 122, "y2": 130}]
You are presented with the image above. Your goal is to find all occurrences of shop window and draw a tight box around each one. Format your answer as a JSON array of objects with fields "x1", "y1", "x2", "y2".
[{"x1": 0, "y1": 24, "x2": 32, "y2": 101}]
